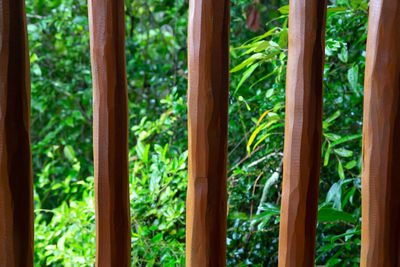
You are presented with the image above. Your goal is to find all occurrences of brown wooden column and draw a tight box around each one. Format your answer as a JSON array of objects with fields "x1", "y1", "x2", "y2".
[
  {"x1": 278, "y1": 0, "x2": 327, "y2": 266},
  {"x1": 0, "y1": 0, "x2": 34, "y2": 266},
  {"x1": 88, "y1": 0, "x2": 131, "y2": 265},
  {"x1": 361, "y1": 0, "x2": 400, "y2": 265},
  {"x1": 186, "y1": 0, "x2": 230, "y2": 265}
]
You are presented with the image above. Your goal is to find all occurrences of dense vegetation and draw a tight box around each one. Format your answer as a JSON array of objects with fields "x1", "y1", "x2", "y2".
[{"x1": 27, "y1": 0, "x2": 368, "y2": 265}]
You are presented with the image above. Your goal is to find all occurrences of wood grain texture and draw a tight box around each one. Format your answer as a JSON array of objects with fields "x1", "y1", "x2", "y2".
[
  {"x1": 278, "y1": 0, "x2": 327, "y2": 266},
  {"x1": 361, "y1": 0, "x2": 400, "y2": 265},
  {"x1": 0, "y1": 0, "x2": 34, "y2": 266},
  {"x1": 186, "y1": 0, "x2": 230, "y2": 265},
  {"x1": 88, "y1": 0, "x2": 131, "y2": 265}
]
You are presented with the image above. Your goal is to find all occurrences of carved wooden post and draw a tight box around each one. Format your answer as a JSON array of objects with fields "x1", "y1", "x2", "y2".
[
  {"x1": 361, "y1": 0, "x2": 400, "y2": 265},
  {"x1": 88, "y1": 0, "x2": 131, "y2": 265},
  {"x1": 186, "y1": 0, "x2": 230, "y2": 265},
  {"x1": 0, "y1": 0, "x2": 34, "y2": 266},
  {"x1": 278, "y1": 0, "x2": 327, "y2": 266}
]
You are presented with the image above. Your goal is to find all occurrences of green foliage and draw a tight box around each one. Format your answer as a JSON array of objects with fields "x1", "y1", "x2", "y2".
[
  {"x1": 35, "y1": 186, "x2": 95, "y2": 266},
  {"x1": 28, "y1": 0, "x2": 368, "y2": 265},
  {"x1": 227, "y1": 0, "x2": 368, "y2": 265},
  {"x1": 29, "y1": 0, "x2": 189, "y2": 265}
]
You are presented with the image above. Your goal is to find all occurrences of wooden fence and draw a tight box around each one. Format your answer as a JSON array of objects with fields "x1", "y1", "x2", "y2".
[{"x1": 0, "y1": 0, "x2": 398, "y2": 266}]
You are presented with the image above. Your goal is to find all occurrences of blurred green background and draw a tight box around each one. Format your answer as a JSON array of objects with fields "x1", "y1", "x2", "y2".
[{"x1": 27, "y1": 0, "x2": 368, "y2": 265}]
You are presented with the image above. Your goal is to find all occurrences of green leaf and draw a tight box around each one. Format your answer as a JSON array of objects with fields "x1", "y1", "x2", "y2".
[
  {"x1": 229, "y1": 212, "x2": 249, "y2": 220},
  {"x1": 338, "y1": 46, "x2": 348, "y2": 63},
  {"x1": 331, "y1": 134, "x2": 362, "y2": 147},
  {"x1": 237, "y1": 27, "x2": 279, "y2": 46},
  {"x1": 247, "y1": 122, "x2": 268, "y2": 154},
  {"x1": 247, "y1": 118, "x2": 279, "y2": 154},
  {"x1": 326, "y1": 182, "x2": 342, "y2": 209},
  {"x1": 238, "y1": 96, "x2": 251, "y2": 111},
  {"x1": 279, "y1": 28, "x2": 288, "y2": 48},
  {"x1": 325, "y1": 110, "x2": 341, "y2": 124},
  {"x1": 64, "y1": 145, "x2": 76, "y2": 163},
  {"x1": 151, "y1": 233, "x2": 163, "y2": 243},
  {"x1": 235, "y1": 63, "x2": 259, "y2": 93},
  {"x1": 347, "y1": 65, "x2": 359, "y2": 91},
  {"x1": 345, "y1": 160, "x2": 357, "y2": 169},
  {"x1": 240, "y1": 41, "x2": 264, "y2": 56},
  {"x1": 254, "y1": 41, "x2": 270, "y2": 52},
  {"x1": 252, "y1": 133, "x2": 272, "y2": 151},
  {"x1": 266, "y1": 89, "x2": 274, "y2": 98},
  {"x1": 338, "y1": 159, "x2": 345, "y2": 179},
  {"x1": 324, "y1": 133, "x2": 341, "y2": 141},
  {"x1": 318, "y1": 207, "x2": 356, "y2": 224},
  {"x1": 324, "y1": 145, "x2": 331, "y2": 166},
  {"x1": 278, "y1": 5, "x2": 289, "y2": 14},
  {"x1": 334, "y1": 148, "x2": 353, "y2": 157},
  {"x1": 253, "y1": 203, "x2": 280, "y2": 228},
  {"x1": 136, "y1": 142, "x2": 150, "y2": 163},
  {"x1": 150, "y1": 172, "x2": 161, "y2": 194},
  {"x1": 230, "y1": 53, "x2": 264, "y2": 73},
  {"x1": 327, "y1": 6, "x2": 348, "y2": 13},
  {"x1": 32, "y1": 64, "x2": 42, "y2": 76}
]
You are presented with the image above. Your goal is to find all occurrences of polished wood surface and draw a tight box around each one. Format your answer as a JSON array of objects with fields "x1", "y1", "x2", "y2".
[
  {"x1": 361, "y1": 0, "x2": 400, "y2": 265},
  {"x1": 88, "y1": 0, "x2": 131, "y2": 265},
  {"x1": 186, "y1": 0, "x2": 230, "y2": 265},
  {"x1": 278, "y1": 0, "x2": 327, "y2": 266},
  {"x1": 0, "y1": 0, "x2": 34, "y2": 265}
]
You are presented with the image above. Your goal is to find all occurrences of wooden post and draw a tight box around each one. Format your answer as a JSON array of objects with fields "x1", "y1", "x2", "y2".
[
  {"x1": 186, "y1": 0, "x2": 230, "y2": 265},
  {"x1": 0, "y1": 0, "x2": 34, "y2": 265},
  {"x1": 278, "y1": 0, "x2": 327, "y2": 266},
  {"x1": 88, "y1": 0, "x2": 131, "y2": 265},
  {"x1": 361, "y1": 0, "x2": 400, "y2": 265}
]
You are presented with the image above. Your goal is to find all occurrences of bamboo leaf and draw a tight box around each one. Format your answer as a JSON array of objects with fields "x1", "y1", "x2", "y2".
[
  {"x1": 235, "y1": 63, "x2": 260, "y2": 93},
  {"x1": 230, "y1": 53, "x2": 264, "y2": 73},
  {"x1": 256, "y1": 109, "x2": 272, "y2": 126},
  {"x1": 247, "y1": 122, "x2": 268, "y2": 154}
]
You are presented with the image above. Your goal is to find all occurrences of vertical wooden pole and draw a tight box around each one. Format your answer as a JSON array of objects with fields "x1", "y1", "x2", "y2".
[
  {"x1": 88, "y1": 0, "x2": 131, "y2": 265},
  {"x1": 278, "y1": 0, "x2": 327, "y2": 266},
  {"x1": 0, "y1": 0, "x2": 33, "y2": 266},
  {"x1": 361, "y1": 0, "x2": 400, "y2": 265},
  {"x1": 0, "y1": 0, "x2": 34, "y2": 266},
  {"x1": 186, "y1": 0, "x2": 230, "y2": 265}
]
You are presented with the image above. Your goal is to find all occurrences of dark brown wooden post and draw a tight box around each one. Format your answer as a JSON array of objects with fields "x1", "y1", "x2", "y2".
[
  {"x1": 186, "y1": 0, "x2": 230, "y2": 265},
  {"x1": 88, "y1": 0, "x2": 131, "y2": 265},
  {"x1": 361, "y1": 0, "x2": 400, "y2": 265},
  {"x1": 0, "y1": 0, "x2": 34, "y2": 266},
  {"x1": 278, "y1": 0, "x2": 327, "y2": 266}
]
